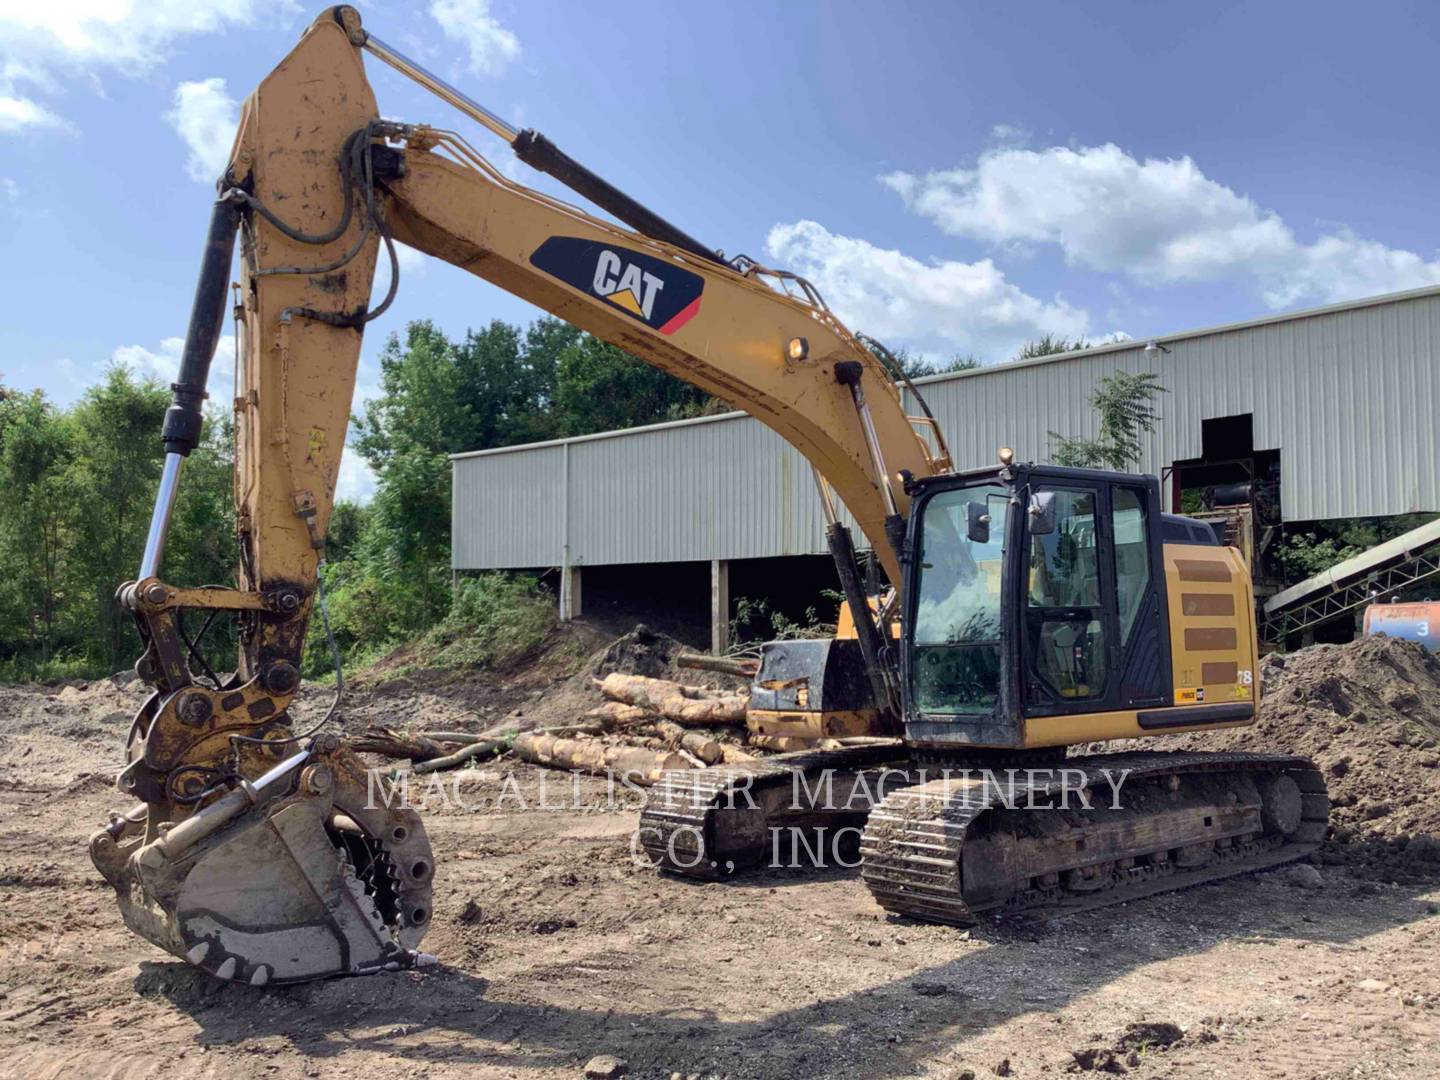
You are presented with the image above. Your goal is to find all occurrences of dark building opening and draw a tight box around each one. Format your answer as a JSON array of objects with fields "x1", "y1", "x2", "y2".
[{"x1": 1168, "y1": 413, "x2": 1283, "y2": 597}]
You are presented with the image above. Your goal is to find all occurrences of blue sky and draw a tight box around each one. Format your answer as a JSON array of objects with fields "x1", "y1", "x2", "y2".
[{"x1": 4, "y1": 1, "x2": 1440, "y2": 500}]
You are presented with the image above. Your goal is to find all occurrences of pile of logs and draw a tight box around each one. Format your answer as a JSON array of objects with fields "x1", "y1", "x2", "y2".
[
  {"x1": 578, "y1": 673, "x2": 754, "y2": 770},
  {"x1": 351, "y1": 666, "x2": 855, "y2": 783}
]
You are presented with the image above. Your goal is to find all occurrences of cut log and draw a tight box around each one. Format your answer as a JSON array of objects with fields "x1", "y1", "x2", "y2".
[
  {"x1": 675, "y1": 653, "x2": 760, "y2": 678},
  {"x1": 513, "y1": 732, "x2": 689, "y2": 785},
  {"x1": 719, "y1": 744, "x2": 758, "y2": 764},
  {"x1": 595, "y1": 673, "x2": 747, "y2": 726},
  {"x1": 584, "y1": 701, "x2": 654, "y2": 728},
  {"x1": 639, "y1": 720, "x2": 725, "y2": 765},
  {"x1": 419, "y1": 731, "x2": 488, "y2": 745},
  {"x1": 411, "y1": 738, "x2": 506, "y2": 774},
  {"x1": 349, "y1": 727, "x2": 450, "y2": 762},
  {"x1": 535, "y1": 721, "x2": 605, "y2": 738}
]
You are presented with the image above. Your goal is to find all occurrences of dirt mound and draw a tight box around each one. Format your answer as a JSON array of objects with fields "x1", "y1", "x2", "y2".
[
  {"x1": 0, "y1": 674, "x2": 144, "y2": 789},
  {"x1": 1150, "y1": 636, "x2": 1440, "y2": 880},
  {"x1": 337, "y1": 621, "x2": 721, "y2": 739},
  {"x1": 583, "y1": 623, "x2": 687, "y2": 680}
]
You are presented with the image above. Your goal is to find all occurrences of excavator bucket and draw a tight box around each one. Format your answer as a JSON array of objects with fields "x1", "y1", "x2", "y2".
[{"x1": 90, "y1": 735, "x2": 433, "y2": 984}]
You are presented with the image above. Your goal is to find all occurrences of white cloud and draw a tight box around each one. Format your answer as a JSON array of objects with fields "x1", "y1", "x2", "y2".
[
  {"x1": 1261, "y1": 229, "x2": 1440, "y2": 310},
  {"x1": 112, "y1": 335, "x2": 236, "y2": 386},
  {"x1": 989, "y1": 123, "x2": 1030, "y2": 147},
  {"x1": 0, "y1": 2, "x2": 297, "y2": 75},
  {"x1": 882, "y1": 144, "x2": 1293, "y2": 281},
  {"x1": 884, "y1": 142, "x2": 1440, "y2": 309},
  {"x1": 0, "y1": 94, "x2": 69, "y2": 134},
  {"x1": 0, "y1": 176, "x2": 18, "y2": 199},
  {"x1": 429, "y1": 0, "x2": 520, "y2": 76},
  {"x1": 168, "y1": 78, "x2": 239, "y2": 182},
  {"x1": 765, "y1": 220, "x2": 1090, "y2": 362},
  {"x1": 0, "y1": 2, "x2": 295, "y2": 132},
  {"x1": 112, "y1": 337, "x2": 184, "y2": 381},
  {"x1": 335, "y1": 450, "x2": 377, "y2": 504}
]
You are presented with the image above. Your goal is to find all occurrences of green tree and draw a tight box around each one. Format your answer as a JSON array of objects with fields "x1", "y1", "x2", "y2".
[
  {"x1": 455, "y1": 319, "x2": 561, "y2": 449},
  {"x1": 64, "y1": 367, "x2": 169, "y2": 669},
  {"x1": 553, "y1": 333, "x2": 711, "y2": 435},
  {"x1": 938, "y1": 354, "x2": 981, "y2": 374},
  {"x1": 1273, "y1": 512, "x2": 1439, "y2": 585},
  {"x1": 1016, "y1": 334, "x2": 1089, "y2": 361},
  {"x1": 888, "y1": 348, "x2": 981, "y2": 379},
  {"x1": 347, "y1": 325, "x2": 470, "y2": 637},
  {"x1": 1273, "y1": 531, "x2": 1362, "y2": 582},
  {"x1": 1048, "y1": 370, "x2": 1164, "y2": 471},
  {"x1": 324, "y1": 500, "x2": 368, "y2": 566},
  {"x1": 163, "y1": 413, "x2": 240, "y2": 672},
  {"x1": 0, "y1": 388, "x2": 75, "y2": 662}
]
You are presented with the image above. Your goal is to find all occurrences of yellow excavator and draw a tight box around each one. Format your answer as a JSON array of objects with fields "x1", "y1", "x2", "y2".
[{"x1": 90, "y1": 8, "x2": 1329, "y2": 985}]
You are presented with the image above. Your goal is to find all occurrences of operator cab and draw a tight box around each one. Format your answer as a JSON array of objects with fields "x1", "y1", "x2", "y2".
[{"x1": 903, "y1": 463, "x2": 1181, "y2": 750}]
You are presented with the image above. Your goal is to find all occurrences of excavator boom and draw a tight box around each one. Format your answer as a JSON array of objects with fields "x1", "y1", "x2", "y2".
[{"x1": 90, "y1": 6, "x2": 944, "y2": 983}]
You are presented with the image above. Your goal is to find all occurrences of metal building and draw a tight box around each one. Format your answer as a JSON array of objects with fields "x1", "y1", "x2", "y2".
[{"x1": 452, "y1": 284, "x2": 1440, "y2": 646}]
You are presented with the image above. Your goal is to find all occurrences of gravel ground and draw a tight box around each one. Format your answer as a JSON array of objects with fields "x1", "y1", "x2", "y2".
[{"x1": 2, "y1": 634, "x2": 1438, "y2": 1079}]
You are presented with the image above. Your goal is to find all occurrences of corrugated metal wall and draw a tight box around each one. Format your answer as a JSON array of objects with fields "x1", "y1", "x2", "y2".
[{"x1": 453, "y1": 288, "x2": 1440, "y2": 570}]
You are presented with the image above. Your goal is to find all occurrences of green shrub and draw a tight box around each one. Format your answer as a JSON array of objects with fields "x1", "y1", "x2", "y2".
[
  {"x1": 0, "y1": 653, "x2": 113, "y2": 683},
  {"x1": 423, "y1": 572, "x2": 555, "y2": 669}
]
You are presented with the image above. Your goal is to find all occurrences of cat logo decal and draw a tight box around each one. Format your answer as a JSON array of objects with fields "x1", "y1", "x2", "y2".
[{"x1": 530, "y1": 237, "x2": 703, "y2": 335}]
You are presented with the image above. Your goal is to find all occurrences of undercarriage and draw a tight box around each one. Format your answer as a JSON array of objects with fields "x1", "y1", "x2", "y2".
[{"x1": 639, "y1": 747, "x2": 1328, "y2": 923}]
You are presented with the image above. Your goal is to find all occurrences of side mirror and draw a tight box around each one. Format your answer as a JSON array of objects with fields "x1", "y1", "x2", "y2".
[
  {"x1": 966, "y1": 501, "x2": 991, "y2": 544},
  {"x1": 1028, "y1": 491, "x2": 1057, "y2": 536}
]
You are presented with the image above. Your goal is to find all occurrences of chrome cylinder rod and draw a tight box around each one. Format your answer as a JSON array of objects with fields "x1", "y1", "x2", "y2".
[
  {"x1": 811, "y1": 466, "x2": 840, "y2": 528},
  {"x1": 361, "y1": 33, "x2": 518, "y2": 143},
  {"x1": 849, "y1": 380, "x2": 901, "y2": 519},
  {"x1": 150, "y1": 749, "x2": 312, "y2": 863},
  {"x1": 139, "y1": 452, "x2": 185, "y2": 579}
]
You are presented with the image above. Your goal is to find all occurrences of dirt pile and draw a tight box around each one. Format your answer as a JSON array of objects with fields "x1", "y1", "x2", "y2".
[
  {"x1": 1152, "y1": 636, "x2": 1440, "y2": 880},
  {"x1": 0, "y1": 675, "x2": 145, "y2": 788},
  {"x1": 584, "y1": 623, "x2": 689, "y2": 681},
  {"x1": 334, "y1": 621, "x2": 731, "y2": 746}
]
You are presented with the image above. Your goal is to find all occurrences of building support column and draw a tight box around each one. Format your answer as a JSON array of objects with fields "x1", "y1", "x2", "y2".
[
  {"x1": 560, "y1": 564, "x2": 582, "y2": 622},
  {"x1": 710, "y1": 558, "x2": 730, "y2": 655}
]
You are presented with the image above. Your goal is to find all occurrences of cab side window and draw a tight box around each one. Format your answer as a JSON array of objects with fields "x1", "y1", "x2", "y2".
[
  {"x1": 1025, "y1": 488, "x2": 1107, "y2": 701},
  {"x1": 1028, "y1": 490, "x2": 1101, "y2": 608},
  {"x1": 1111, "y1": 487, "x2": 1151, "y2": 647}
]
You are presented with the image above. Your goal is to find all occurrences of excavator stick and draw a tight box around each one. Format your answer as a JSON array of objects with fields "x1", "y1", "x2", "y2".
[{"x1": 90, "y1": 11, "x2": 436, "y2": 982}]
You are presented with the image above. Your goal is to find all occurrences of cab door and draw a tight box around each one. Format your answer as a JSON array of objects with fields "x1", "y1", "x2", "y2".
[{"x1": 1019, "y1": 478, "x2": 1170, "y2": 717}]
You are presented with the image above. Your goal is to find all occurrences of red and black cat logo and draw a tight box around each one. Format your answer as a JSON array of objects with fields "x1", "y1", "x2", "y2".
[{"x1": 530, "y1": 237, "x2": 703, "y2": 335}]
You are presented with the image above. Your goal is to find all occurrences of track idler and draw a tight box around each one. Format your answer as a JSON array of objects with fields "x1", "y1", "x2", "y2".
[{"x1": 90, "y1": 734, "x2": 434, "y2": 985}]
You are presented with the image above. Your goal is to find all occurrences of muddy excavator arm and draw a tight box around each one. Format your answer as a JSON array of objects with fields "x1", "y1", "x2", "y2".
[{"x1": 90, "y1": 7, "x2": 948, "y2": 985}]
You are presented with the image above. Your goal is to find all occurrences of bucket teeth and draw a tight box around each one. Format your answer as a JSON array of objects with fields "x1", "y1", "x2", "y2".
[
  {"x1": 250, "y1": 965, "x2": 271, "y2": 987},
  {"x1": 215, "y1": 956, "x2": 237, "y2": 981},
  {"x1": 185, "y1": 941, "x2": 210, "y2": 965}
]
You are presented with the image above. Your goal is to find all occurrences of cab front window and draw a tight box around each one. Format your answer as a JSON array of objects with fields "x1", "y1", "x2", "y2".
[{"x1": 911, "y1": 485, "x2": 1010, "y2": 713}]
